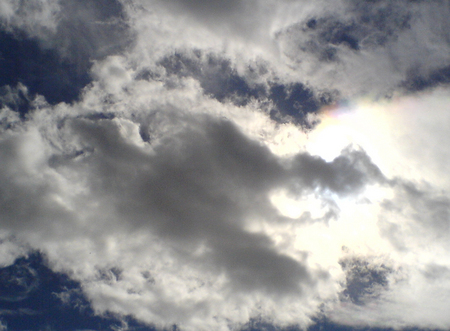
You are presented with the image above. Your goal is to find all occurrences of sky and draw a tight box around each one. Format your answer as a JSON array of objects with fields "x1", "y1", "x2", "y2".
[{"x1": 1, "y1": 0, "x2": 450, "y2": 330}]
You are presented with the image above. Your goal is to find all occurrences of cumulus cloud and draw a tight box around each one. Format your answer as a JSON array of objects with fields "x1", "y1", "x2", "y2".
[{"x1": 0, "y1": 81, "x2": 383, "y2": 328}]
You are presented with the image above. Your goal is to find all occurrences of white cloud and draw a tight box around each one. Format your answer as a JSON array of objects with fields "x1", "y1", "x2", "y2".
[
  {"x1": 304, "y1": 89, "x2": 450, "y2": 329},
  {"x1": 0, "y1": 0, "x2": 60, "y2": 36},
  {"x1": 124, "y1": 0, "x2": 450, "y2": 98},
  {"x1": 0, "y1": 234, "x2": 27, "y2": 267}
]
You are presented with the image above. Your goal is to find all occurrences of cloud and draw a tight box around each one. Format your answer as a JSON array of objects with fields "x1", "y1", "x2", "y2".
[
  {"x1": 0, "y1": 68, "x2": 388, "y2": 329},
  {"x1": 4, "y1": 0, "x2": 450, "y2": 103},
  {"x1": 306, "y1": 89, "x2": 450, "y2": 330},
  {"x1": 2, "y1": 1, "x2": 450, "y2": 331},
  {"x1": 1, "y1": 0, "x2": 132, "y2": 59},
  {"x1": 0, "y1": 235, "x2": 28, "y2": 267},
  {"x1": 274, "y1": 0, "x2": 450, "y2": 96},
  {"x1": 0, "y1": 0, "x2": 60, "y2": 36},
  {"x1": 0, "y1": 0, "x2": 133, "y2": 104}
]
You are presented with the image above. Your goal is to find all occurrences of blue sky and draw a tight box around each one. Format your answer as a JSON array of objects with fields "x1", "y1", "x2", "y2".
[{"x1": 1, "y1": 1, "x2": 450, "y2": 330}]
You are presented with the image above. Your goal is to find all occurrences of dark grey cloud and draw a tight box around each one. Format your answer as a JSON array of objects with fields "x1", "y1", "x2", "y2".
[
  {"x1": 0, "y1": 104, "x2": 384, "y2": 301},
  {"x1": 63, "y1": 115, "x2": 306, "y2": 294},
  {"x1": 54, "y1": 113, "x2": 383, "y2": 294},
  {"x1": 290, "y1": 147, "x2": 385, "y2": 197}
]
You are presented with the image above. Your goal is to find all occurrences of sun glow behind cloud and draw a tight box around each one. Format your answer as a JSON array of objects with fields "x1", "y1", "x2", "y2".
[
  {"x1": 260, "y1": 90, "x2": 450, "y2": 327},
  {"x1": 299, "y1": 90, "x2": 450, "y2": 328},
  {"x1": 306, "y1": 100, "x2": 390, "y2": 165},
  {"x1": 308, "y1": 91, "x2": 450, "y2": 187}
]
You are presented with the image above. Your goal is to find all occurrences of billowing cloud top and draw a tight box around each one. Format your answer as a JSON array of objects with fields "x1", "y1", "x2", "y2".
[{"x1": 1, "y1": 1, "x2": 450, "y2": 331}]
